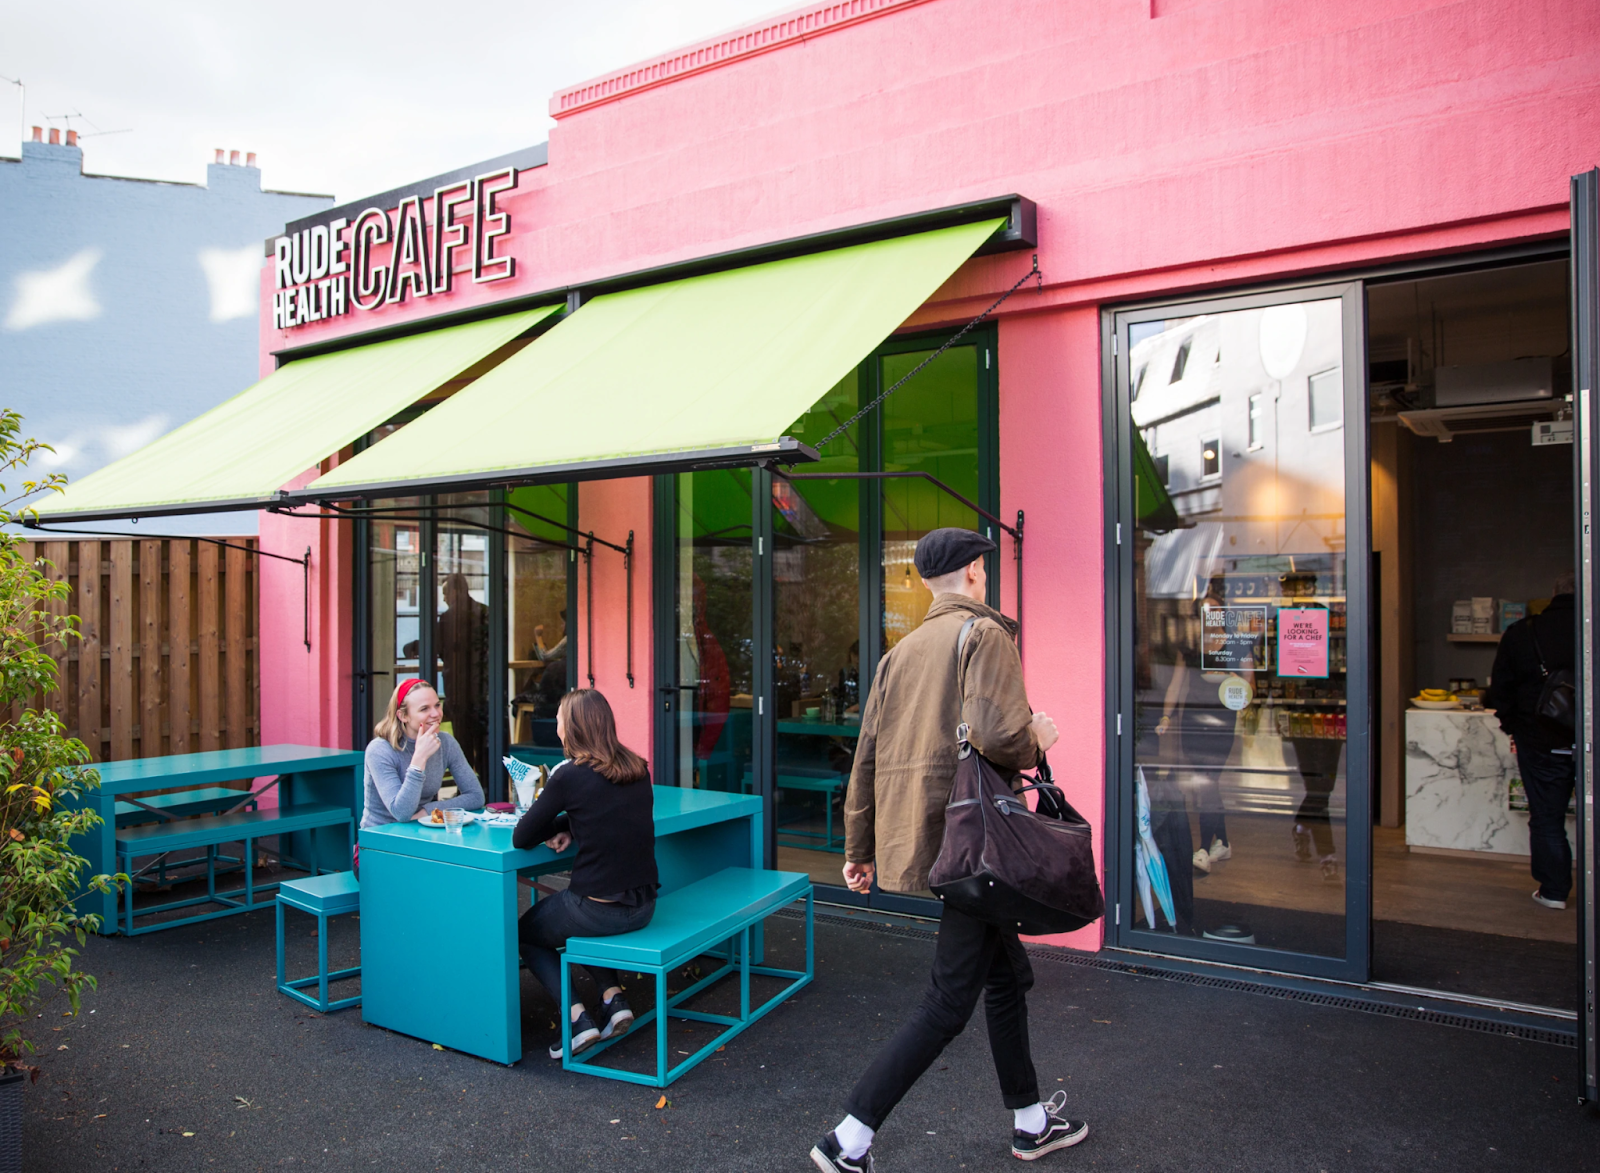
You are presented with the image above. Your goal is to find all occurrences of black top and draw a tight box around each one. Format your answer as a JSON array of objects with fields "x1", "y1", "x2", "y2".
[
  {"x1": 1486, "y1": 593, "x2": 1575, "y2": 753},
  {"x1": 511, "y1": 761, "x2": 659, "y2": 904}
]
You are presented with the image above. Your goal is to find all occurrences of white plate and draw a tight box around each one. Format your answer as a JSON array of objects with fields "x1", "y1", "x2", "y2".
[{"x1": 417, "y1": 810, "x2": 478, "y2": 829}]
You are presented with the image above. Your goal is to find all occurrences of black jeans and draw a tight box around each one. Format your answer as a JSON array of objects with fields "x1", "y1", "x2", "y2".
[
  {"x1": 842, "y1": 903, "x2": 1041, "y2": 1130},
  {"x1": 1518, "y1": 745, "x2": 1576, "y2": 901},
  {"x1": 517, "y1": 888, "x2": 654, "y2": 1010}
]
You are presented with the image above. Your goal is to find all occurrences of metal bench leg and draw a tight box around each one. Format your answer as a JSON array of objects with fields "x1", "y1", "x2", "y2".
[
  {"x1": 120, "y1": 851, "x2": 133, "y2": 936},
  {"x1": 740, "y1": 925, "x2": 751, "y2": 1022},
  {"x1": 560, "y1": 953, "x2": 573, "y2": 1071},
  {"x1": 656, "y1": 967, "x2": 670, "y2": 1086},
  {"x1": 206, "y1": 845, "x2": 217, "y2": 905},
  {"x1": 276, "y1": 899, "x2": 287, "y2": 992},
  {"x1": 245, "y1": 836, "x2": 254, "y2": 909},
  {"x1": 318, "y1": 911, "x2": 330, "y2": 1010}
]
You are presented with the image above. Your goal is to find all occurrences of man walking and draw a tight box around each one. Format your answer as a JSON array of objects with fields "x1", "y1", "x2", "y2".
[
  {"x1": 1486, "y1": 571, "x2": 1578, "y2": 910},
  {"x1": 810, "y1": 528, "x2": 1090, "y2": 1171}
]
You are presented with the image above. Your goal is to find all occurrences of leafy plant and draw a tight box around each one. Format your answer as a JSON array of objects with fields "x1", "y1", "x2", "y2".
[{"x1": 0, "y1": 410, "x2": 120, "y2": 1078}]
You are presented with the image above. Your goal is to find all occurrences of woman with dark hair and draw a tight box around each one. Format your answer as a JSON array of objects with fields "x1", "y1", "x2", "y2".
[{"x1": 512, "y1": 689, "x2": 658, "y2": 1058}]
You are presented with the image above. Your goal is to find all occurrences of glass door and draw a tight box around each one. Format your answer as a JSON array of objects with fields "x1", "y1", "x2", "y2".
[
  {"x1": 1109, "y1": 284, "x2": 1370, "y2": 980},
  {"x1": 1571, "y1": 167, "x2": 1599, "y2": 1102}
]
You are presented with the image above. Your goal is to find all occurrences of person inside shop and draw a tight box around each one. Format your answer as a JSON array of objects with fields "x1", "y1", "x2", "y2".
[
  {"x1": 361, "y1": 678, "x2": 486, "y2": 848},
  {"x1": 512, "y1": 689, "x2": 658, "y2": 1058},
  {"x1": 437, "y1": 573, "x2": 490, "y2": 780},
  {"x1": 1486, "y1": 570, "x2": 1577, "y2": 910}
]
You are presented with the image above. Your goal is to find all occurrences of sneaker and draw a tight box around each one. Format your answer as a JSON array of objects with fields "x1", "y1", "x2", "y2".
[
  {"x1": 811, "y1": 1131, "x2": 875, "y2": 1172},
  {"x1": 1320, "y1": 854, "x2": 1339, "y2": 881},
  {"x1": 1206, "y1": 838, "x2": 1232, "y2": 863},
  {"x1": 1012, "y1": 1091, "x2": 1089, "y2": 1161},
  {"x1": 1191, "y1": 849, "x2": 1212, "y2": 875},
  {"x1": 1533, "y1": 889, "x2": 1568, "y2": 910},
  {"x1": 599, "y1": 992, "x2": 635, "y2": 1040},
  {"x1": 1292, "y1": 824, "x2": 1312, "y2": 862},
  {"x1": 548, "y1": 1010, "x2": 601, "y2": 1059}
]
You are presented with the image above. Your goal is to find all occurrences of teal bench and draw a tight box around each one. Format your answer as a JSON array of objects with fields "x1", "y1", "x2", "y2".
[
  {"x1": 116, "y1": 788, "x2": 259, "y2": 886},
  {"x1": 276, "y1": 871, "x2": 361, "y2": 1012},
  {"x1": 560, "y1": 867, "x2": 813, "y2": 1087},
  {"x1": 115, "y1": 786, "x2": 256, "y2": 827},
  {"x1": 116, "y1": 803, "x2": 354, "y2": 936}
]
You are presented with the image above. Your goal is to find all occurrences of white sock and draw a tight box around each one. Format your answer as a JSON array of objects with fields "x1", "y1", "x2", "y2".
[
  {"x1": 1014, "y1": 1102, "x2": 1048, "y2": 1135},
  {"x1": 835, "y1": 1114, "x2": 874, "y2": 1159}
]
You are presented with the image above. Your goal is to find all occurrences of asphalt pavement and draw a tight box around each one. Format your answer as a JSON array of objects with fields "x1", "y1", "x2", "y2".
[{"x1": 19, "y1": 903, "x2": 1600, "y2": 1172}]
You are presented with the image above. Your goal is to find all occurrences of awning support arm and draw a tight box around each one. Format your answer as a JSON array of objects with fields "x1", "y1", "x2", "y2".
[
  {"x1": 585, "y1": 534, "x2": 595, "y2": 687},
  {"x1": 22, "y1": 520, "x2": 313, "y2": 652}
]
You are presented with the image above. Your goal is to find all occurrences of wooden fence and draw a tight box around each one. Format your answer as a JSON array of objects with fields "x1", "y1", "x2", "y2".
[{"x1": 20, "y1": 538, "x2": 260, "y2": 762}]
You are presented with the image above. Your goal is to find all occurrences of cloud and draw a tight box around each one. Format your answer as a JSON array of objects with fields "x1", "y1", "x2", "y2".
[
  {"x1": 33, "y1": 436, "x2": 82, "y2": 470},
  {"x1": 198, "y1": 244, "x2": 263, "y2": 322},
  {"x1": 5, "y1": 248, "x2": 104, "y2": 331},
  {"x1": 100, "y1": 415, "x2": 169, "y2": 460}
]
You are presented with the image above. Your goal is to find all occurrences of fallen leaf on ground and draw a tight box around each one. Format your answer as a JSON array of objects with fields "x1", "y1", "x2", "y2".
[
  {"x1": 655, "y1": 1095, "x2": 668, "y2": 1109},
  {"x1": 609, "y1": 1119, "x2": 620, "y2": 1124},
  {"x1": 182, "y1": 1131, "x2": 195, "y2": 1137},
  {"x1": 1092, "y1": 1019, "x2": 1112, "y2": 1024},
  {"x1": 432, "y1": 1044, "x2": 444, "y2": 1051}
]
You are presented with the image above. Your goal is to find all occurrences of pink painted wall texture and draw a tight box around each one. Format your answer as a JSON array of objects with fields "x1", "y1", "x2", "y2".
[{"x1": 254, "y1": 0, "x2": 1599, "y2": 947}]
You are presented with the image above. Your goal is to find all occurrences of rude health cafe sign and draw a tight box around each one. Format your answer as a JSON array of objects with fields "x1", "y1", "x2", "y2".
[{"x1": 271, "y1": 166, "x2": 519, "y2": 330}]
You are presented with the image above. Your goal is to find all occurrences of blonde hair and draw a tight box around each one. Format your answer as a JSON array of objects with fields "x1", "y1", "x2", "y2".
[{"x1": 374, "y1": 680, "x2": 437, "y2": 750}]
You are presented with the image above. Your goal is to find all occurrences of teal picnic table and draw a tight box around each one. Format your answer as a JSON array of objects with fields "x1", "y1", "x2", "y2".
[
  {"x1": 72, "y1": 745, "x2": 365, "y2": 933},
  {"x1": 357, "y1": 786, "x2": 762, "y2": 1065}
]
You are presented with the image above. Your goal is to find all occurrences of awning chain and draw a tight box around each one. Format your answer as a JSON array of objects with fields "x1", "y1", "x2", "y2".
[{"x1": 812, "y1": 254, "x2": 1041, "y2": 452}]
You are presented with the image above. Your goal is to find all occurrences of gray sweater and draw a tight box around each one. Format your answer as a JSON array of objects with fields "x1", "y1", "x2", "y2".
[{"x1": 362, "y1": 733, "x2": 485, "y2": 828}]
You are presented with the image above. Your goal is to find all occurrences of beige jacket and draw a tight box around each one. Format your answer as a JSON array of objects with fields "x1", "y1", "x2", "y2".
[{"x1": 844, "y1": 593, "x2": 1041, "y2": 892}]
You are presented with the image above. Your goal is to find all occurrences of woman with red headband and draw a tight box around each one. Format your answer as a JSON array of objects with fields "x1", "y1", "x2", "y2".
[{"x1": 362, "y1": 678, "x2": 485, "y2": 830}]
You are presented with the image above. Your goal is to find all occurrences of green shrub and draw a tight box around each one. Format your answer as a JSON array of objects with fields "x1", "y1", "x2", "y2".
[{"x1": 0, "y1": 410, "x2": 120, "y2": 1076}]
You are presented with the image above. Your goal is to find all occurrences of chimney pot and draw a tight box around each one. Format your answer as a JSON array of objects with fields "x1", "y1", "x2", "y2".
[
  {"x1": 229, "y1": 150, "x2": 240, "y2": 166},
  {"x1": 65, "y1": 130, "x2": 78, "y2": 147},
  {"x1": 246, "y1": 151, "x2": 257, "y2": 168},
  {"x1": 48, "y1": 128, "x2": 60, "y2": 145},
  {"x1": 215, "y1": 148, "x2": 224, "y2": 163},
  {"x1": 30, "y1": 126, "x2": 42, "y2": 142}
]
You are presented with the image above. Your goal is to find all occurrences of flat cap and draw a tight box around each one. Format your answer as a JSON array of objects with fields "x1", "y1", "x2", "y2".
[{"x1": 914, "y1": 527, "x2": 996, "y2": 579}]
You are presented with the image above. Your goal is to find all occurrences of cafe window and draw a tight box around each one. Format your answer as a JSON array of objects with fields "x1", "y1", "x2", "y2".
[
  {"x1": 655, "y1": 326, "x2": 997, "y2": 911},
  {"x1": 1308, "y1": 367, "x2": 1343, "y2": 431},
  {"x1": 1200, "y1": 436, "x2": 1221, "y2": 480},
  {"x1": 355, "y1": 466, "x2": 577, "y2": 801},
  {"x1": 1247, "y1": 392, "x2": 1265, "y2": 450}
]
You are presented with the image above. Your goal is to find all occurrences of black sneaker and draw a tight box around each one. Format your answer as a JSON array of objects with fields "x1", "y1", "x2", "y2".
[
  {"x1": 548, "y1": 1010, "x2": 601, "y2": 1059},
  {"x1": 599, "y1": 992, "x2": 635, "y2": 1039},
  {"x1": 1011, "y1": 1092, "x2": 1088, "y2": 1161},
  {"x1": 810, "y1": 1131, "x2": 875, "y2": 1172}
]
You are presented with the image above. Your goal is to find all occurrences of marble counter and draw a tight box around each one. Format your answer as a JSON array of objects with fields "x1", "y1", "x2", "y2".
[{"x1": 1405, "y1": 708, "x2": 1575, "y2": 855}]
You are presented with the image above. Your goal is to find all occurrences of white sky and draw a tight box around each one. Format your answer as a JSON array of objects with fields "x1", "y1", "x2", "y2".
[{"x1": 1, "y1": 0, "x2": 792, "y2": 203}]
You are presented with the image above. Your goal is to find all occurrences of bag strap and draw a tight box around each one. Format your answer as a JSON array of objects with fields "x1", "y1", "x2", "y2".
[
  {"x1": 1529, "y1": 617, "x2": 1550, "y2": 679},
  {"x1": 953, "y1": 617, "x2": 981, "y2": 756}
]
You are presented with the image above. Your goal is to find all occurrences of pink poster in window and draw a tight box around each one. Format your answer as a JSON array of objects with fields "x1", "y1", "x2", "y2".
[{"x1": 1278, "y1": 607, "x2": 1329, "y2": 678}]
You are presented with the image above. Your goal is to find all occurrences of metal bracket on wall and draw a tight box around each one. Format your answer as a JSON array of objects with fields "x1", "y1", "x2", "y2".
[{"x1": 24, "y1": 520, "x2": 315, "y2": 653}]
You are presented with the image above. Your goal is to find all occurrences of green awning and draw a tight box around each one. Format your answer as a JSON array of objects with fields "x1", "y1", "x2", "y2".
[
  {"x1": 36, "y1": 307, "x2": 560, "y2": 523},
  {"x1": 291, "y1": 219, "x2": 1005, "y2": 502}
]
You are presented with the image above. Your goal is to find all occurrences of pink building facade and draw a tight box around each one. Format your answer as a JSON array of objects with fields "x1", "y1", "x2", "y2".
[{"x1": 249, "y1": 0, "x2": 1600, "y2": 1030}]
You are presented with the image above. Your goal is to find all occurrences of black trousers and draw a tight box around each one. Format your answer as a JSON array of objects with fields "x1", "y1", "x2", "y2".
[
  {"x1": 1518, "y1": 745, "x2": 1576, "y2": 902},
  {"x1": 842, "y1": 903, "x2": 1041, "y2": 1130},
  {"x1": 517, "y1": 888, "x2": 654, "y2": 1010}
]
